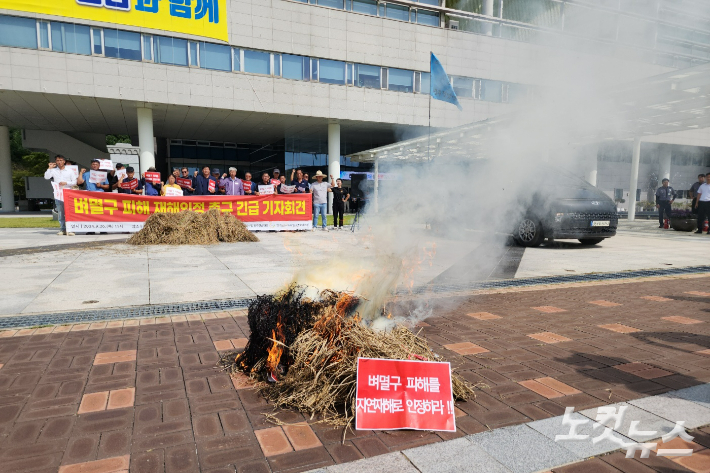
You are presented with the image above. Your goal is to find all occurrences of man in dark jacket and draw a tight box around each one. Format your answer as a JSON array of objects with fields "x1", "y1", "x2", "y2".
[
  {"x1": 655, "y1": 178, "x2": 676, "y2": 228},
  {"x1": 194, "y1": 165, "x2": 217, "y2": 196}
]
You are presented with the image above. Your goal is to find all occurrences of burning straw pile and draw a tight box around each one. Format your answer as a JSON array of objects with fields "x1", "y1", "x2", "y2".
[
  {"x1": 220, "y1": 285, "x2": 475, "y2": 426},
  {"x1": 128, "y1": 209, "x2": 258, "y2": 245}
]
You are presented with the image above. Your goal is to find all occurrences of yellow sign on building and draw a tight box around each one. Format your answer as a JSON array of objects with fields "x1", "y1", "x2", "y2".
[{"x1": 3, "y1": 0, "x2": 228, "y2": 42}]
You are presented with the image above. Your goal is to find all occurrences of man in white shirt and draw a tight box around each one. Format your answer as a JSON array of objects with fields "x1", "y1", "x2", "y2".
[
  {"x1": 44, "y1": 155, "x2": 77, "y2": 236},
  {"x1": 694, "y1": 172, "x2": 710, "y2": 235},
  {"x1": 310, "y1": 170, "x2": 332, "y2": 231}
]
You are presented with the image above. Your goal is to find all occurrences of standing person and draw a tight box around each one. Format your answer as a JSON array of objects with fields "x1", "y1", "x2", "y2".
[
  {"x1": 194, "y1": 165, "x2": 217, "y2": 195},
  {"x1": 243, "y1": 172, "x2": 255, "y2": 195},
  {"x1": 276, "y1": 175, "x2": 287, "y2": 194},
  {"x1": 44, "y1": 155, "x2": 77, "y2": 236},
  {"x1": 77, "y1": 160, "x2": 109, "y2": 192},
  {"x1": 118, "y1": 167, "x2": 143, "y2": 195},
  {"x1": 255, "y1": 172, "x2": 274, "y2": 195},
  {"x1": 161, "y1": 174, "x2": 182, "y2": 196},
  {"x1": 172, "y1": 169, "x2": 180, "y2": 181},
  {"x1": 655, "y1": 178, "x2": 676, "y2": 228},
  {"x1": 330, "y1": 175, "x2": 349, "y2": 229},
  {"x1": 180, "y1": 167, "x2": 195, "y2": 196},
  {"x1": 142, "y1": 167, "x2": 162, "y2": 196},
  {"x1": 220, "y1": 167, "x2": 244, "y2": 196},
  {"x1": 694, "y1": 172, "x2": 710, "y2": 234},
  {"x1": 291, "y1": 169, "x2": 310, "y2": 193},
  {"x1": 107, "y1": 163, "x2": 124, "y2": 192},
  {"x1": 310, "y1": 170, "x2": 331, "y2": 231},
  {"x1": 271, "y1": 169, "x2": 281, "y2": 187},
  {"x1": 689, "y1": 174, "x2": 705, "y2": 215}
]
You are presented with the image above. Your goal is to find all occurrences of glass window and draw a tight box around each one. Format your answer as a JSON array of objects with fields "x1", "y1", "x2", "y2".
[
  {"x1": 347, "y1": 63, "x2": 354, "y2": 84},
  {"x1": 481, "y1": 79, "x2": 502, "y2": 102},
  {"x1": 200, "y1": 42, "x2": 230, "y2": 71},
  {"x1": 0, "y1": 15, "x2": 37, "y2": 49},
  {"x1": 155, "y1": 36, "x2": 188, "y2": 66},
  {"x1": 417, "y1": 0, "x2": 439, "y2": 5},
  {"x1": 142, "y1": 35, "x2": 152, "y2": 61},
  {"x1": 319, "y1": 59, "x2": 346, "y2": 84},
  {"x1": 51, "y1": 22, "x2": 91, "y2": 55},
  {"x1": 282, "y1": 54, "x2": 308, "y2": 80},
  {"x1": 39, "y1": 22, "x2": 50, "y2": 49},
  {"x1": 92, "y1": 28, "x2": 103, "y2": 55},
  {"x1": 355, "y1": 64, "x2": 381, "y2": 88},
  {"x1": 311, "y1": 58, "x2": 319, "y2": 81},
  {"x1": 244, "y1": 49, "x2": 270, "y2": 74},
  {"x1": 317, "y1": 0, "x2": 344, "y2": 8},
  {"x1": 452, "y1": 76, "x2": 473, "y2": 97},
  {"x1": 385, "y1": 4, "x2": 410, "y2": 21},
  {"x1": 104, "y1": 29, "x2": 141, "y2": 60},
  {"x1": 388, "y1": 68, "x2": 413, "y2": 92},
  {"x1": 233, "y1": 48, "x2": 241, "y2": 71},
  {"x1": 416, "y1": 9, "x2": 440, "y2": 26},
  {"x1": 421, "y1": 72, "x2": 430, "y2": 95},
  {"x1": 273, "y1": 53, "x2": 281, "y2": 76},
  {"x1": 189, "y1": 41, "x2": 199, "y2": 66},
  {"x1": 352, "y1": 0, "x2": 377, "y2": 15}
]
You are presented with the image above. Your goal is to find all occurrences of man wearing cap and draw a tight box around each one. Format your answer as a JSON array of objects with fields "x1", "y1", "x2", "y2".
[
  {"x1": 655, "y1": 178, "x2": 676, "y2": 228},
  {"x1": 77, "y1": 160, "x2": 109, "y2": 192},
  {"x1": 271, "y1": 169, "x2": 281, "y2": 187},
  {"x1": 220, "y1": 167, "x2": 244, "y2": 196},
  {"x1": 194, "y1": 165, "x2": 217, "y2": 196},
  {"x1": 311, "y1": 170, "x2": 332, "y2": 231}
]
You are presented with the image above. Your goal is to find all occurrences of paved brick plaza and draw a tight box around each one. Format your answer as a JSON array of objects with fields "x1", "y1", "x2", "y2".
[{"x1": 0, "y1": 276, "x2": 709, "y2": 472}]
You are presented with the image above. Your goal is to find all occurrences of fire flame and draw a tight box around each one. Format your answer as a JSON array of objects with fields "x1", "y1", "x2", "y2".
[{"x1": 266, "y1": 313, "x2": 285, "y2": 377}]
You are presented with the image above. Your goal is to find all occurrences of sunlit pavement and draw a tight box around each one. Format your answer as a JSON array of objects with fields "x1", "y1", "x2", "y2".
[{"x1": 0, "y1": 276, "x2": 709, "y2": 472}]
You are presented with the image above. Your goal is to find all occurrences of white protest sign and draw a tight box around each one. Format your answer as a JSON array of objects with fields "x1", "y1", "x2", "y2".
[
  {"x1": 258, "y1": 184, "x2": 275, "y2": 195},
  {"x1": 115, "y1": 169, "x2": 127, "y2": 182},
  {"x1": 164, "y1": 187, "x2": 183, "y2": 197},
  {"x1": 98, "y1": 159, "x2": 114, "y2": 171},
  {"x1": 51, "y1": 182, "x2": 64, "y2": 201},
  {"x1": 280, "y1": 184, "x2": 295, "y2": 194},
  {"x1": 67, "y1": 165, "x2": 79, "y2": 179},
  {"x1": 89, "y1": 170, "x2": 107, "y2": 184}
]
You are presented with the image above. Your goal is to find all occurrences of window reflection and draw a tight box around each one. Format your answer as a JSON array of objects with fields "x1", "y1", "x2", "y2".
[
  {"x1": 283, "y1": 54, "x2": 309, "y2": 80},
  {"x1": 244, "y1": 49, "x2": 270, "y2": 75},
  {"x1": 51, "y1": 22, "x2": 92, "y2": 55},
  {"x1": 355, "y1": 64, "x2": 381, "y2": 88},
  {"x1": 388, "y1": 68, "x2": 413, "y2": 92},
  {"x1": 104, "y1": 29, "x2": 141, "y2": 61},
  {"x1": 351, "y1": 0, "x2": 377, "y2": 15},
  {"x1": 319, "y1": 59, "x2": 346, "y2": 84},
  {"x1": 385, "y1": 4, "x2": 410, "y2": 21},
  {"x1": 154, "y1": 36, "x2": 188, "y2": 66},
  {"x1": 201, "y1": 42, "x2": 231, "y2": 71},
  {"x1": 0, "y1": 15, "x2": 37, "y2": 49}
]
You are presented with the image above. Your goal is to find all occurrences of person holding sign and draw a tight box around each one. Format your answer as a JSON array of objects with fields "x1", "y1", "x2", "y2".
[
  {"x1": 77, "y1": 160, "x2": 109, "y2": 192},
  {"x1": 330, "y1": 175, "x2": 350, "y2": 229},
  {"x1": 220, "y1": 167, "x2": 244, "y2": 196},
  {"x1": 242, "y1": 172, "x2": 255, "y2": 195},
  {"x1": 179, "y1": 167, "x2": 195, "y2": 196},
  {"x1": 255, "y1": 172, "x2": 275, "y2": 195},
  {"x1": 44, "y1": 154, "x2": 77, "y2": 236},
  {"x1": 276, "y1": 175, "x2": 287, "y2": 194},
  {"x1": 271, "y1": 169, "x2": 281, "y2": 187},
  {"x1": 118, "y1": 167, "x2": 143, "y2": 195},
  {"x1": 311, "y1": 170, "x2": 332, "y2": 231},
  {"x1": 291, "y1": 169, "x2": 310, "y2": 193},
  {"x1": 161, "y1": 174, "x2": 183, "y2": 196},
  {"x1": 194, "y1": 165, "x2": 217, "y2": 195},
  {"x1": 109, "y1": 164, "x2": 126, "y2": 192},
  {"x1": 142, "y1": 167, "x2": 162, "y2": 196}
]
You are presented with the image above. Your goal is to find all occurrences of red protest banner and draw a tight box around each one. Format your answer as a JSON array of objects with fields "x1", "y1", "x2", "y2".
[
  {"x1": 145, "y1": 172, "x2": 161, "y2": 184},
  {"x1": 355, "y1": 358, "x2": 455, "y2": 432},
  {"x1": 176, "y1": 177, "x2": 192, "y2": 188},
  {"x1": 120, "y1": 179, "x2": 139, "y2": 190},
  {"x1": 63, "y1": 190, "x2": 313, "y2": 233}
]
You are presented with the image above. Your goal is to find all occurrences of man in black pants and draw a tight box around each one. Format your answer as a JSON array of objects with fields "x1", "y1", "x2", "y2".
[
  {"x1": 695, "y1": 172, "x2": 710, "y2": 234},
  {"x1": 330, "y1": 175, "x2": 349, "y2": 229},
  {"x1": 655, "y1": 178, "x2": 676, "y2": 228},
  {"x1": 689, "y1": 174, "x2": 705, "y2": 215}
]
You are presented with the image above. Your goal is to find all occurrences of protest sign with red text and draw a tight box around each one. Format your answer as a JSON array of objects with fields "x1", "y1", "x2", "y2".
[
  {"x1": 355, "y1": 358, "x2": 455, "y2": 432},
  {"x1": 177, "y1": 177, "x2": 192, "y2": 188},
  {"x1": 120, "y1": 179, "x2": 139, "y2": 190},
  {"x1": 208, "y1": 180, "x2": 216, "y2": 193},
  {"x1": 144, "y1": 172, "x2": 161, "y2": 184}
]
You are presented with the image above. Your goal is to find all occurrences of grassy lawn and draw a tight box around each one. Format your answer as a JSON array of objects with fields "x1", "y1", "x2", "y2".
[
  {"x1": 322, "y1": 214, "x2": 356, "y2": 227},
  {"x1": 0, "y1": 217, "x2": 59, "y2": 228}
]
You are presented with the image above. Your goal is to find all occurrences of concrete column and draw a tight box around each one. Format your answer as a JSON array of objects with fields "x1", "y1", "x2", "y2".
[
  {"x1": 482, "y1": 0, "x2": 495, "y2": 35},
  {"x1": 137, "y1": 108, "x2": 155, "y2": 172},
  {"x1": 0, "y1": 126, "x2": 13, "y2": 212},
  {"x1": 374, "y1": 157, "x2": 379, "y2": 214},
  {"x1": 659, "y1": 144, "x2": 671, "y2": 182},
  {"x1": 327, "y1": 120, "x2": 340, "y2": 214},
  {"x1": 628, "y1": 137, "x2": 641, "y2": 222}
]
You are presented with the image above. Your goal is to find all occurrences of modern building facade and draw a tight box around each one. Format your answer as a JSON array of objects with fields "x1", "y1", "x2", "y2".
[{"x1": 2, "y1": 0, "x2": 710, "y2": 210}]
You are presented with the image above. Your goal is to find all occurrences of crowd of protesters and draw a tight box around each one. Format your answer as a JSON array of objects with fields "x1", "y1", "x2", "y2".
[{"x1": 45, "y1": 155, "x2": 352, "y2": 235}]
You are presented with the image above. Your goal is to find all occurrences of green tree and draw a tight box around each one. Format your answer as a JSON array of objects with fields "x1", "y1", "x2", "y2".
[
  {"x1": 9, "y1": 128, "x2": 50, "y2": 201},
  {"x1": 106, "y1": 134, "x2": 131, "y2": 146}
]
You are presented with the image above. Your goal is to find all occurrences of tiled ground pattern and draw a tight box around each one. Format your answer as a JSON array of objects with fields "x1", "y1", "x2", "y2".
[{"x1": 0, "y1": 278, "x2": 709, "y2": 472}]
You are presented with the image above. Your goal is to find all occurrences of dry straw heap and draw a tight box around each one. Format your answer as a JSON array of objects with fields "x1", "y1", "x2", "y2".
[
  {"x1": 128, "y1": 209, "x2": 259, "y2": 245},
  {"x1": 220, "y1": 285, "x2": 475, "y2": 427}
]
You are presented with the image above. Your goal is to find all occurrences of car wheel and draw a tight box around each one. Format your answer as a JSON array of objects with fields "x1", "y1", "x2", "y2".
[
  {"x1": 578, "y1": 238, "x2": 604, "y2": 245},
  {"x1": 514, "y1": 217, "x2": 544, "y2": 247}
]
